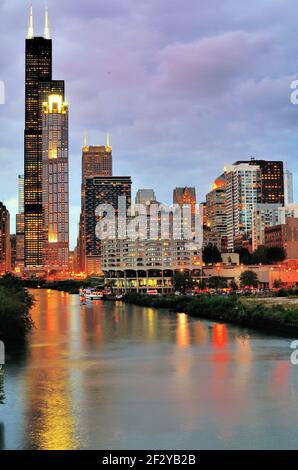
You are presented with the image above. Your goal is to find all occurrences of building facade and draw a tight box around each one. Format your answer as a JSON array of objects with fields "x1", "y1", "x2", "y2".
[
  {"x1": 16, "y1": 175, "x2": 25, "y2": 271},
  {"x1": 235, "y1": 158, "x2": 284, "y2": 204},
  {"x1": 225, "y1": 163, "x2": 262, "y2": 251},
  {"x1": 284, "y1": 169, "x2": 294, "y2": 205},
  {"x1": 135, "y1": 189, "x2": 157, "y2": 205},
  {"x1": 0, "y1": 202, "x2": 11, "y2": 274},
  {"x1": 42, "y1": 94, "x2": 69, "y2": 270},
  {"x1": 84, "y1": 176, "x2": 132, "y2": 274},
  {"x1": 265, "y1": 218, "x2": 298, "y2": 259},
  {"x1": 252, "y1": 204, "x2": 282, "y2": 251},
  {"x1": 78, "y1": 138, "x2": 113, "y2": 273},
  {"x1": 205, "y1": 173, "x2": 227, "y2": 251},
  {"x1": 24, "y1": 6, "x2": 65, "y2": 268}
]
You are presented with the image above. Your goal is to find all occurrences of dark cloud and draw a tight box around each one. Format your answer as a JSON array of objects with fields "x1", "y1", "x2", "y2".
[{"x1": 0, "y1": 0, "x2": 297, "y2": 248}]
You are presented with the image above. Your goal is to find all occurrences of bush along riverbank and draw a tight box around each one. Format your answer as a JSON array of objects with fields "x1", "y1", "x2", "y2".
[
  {"x1": 124, "y1": 293, "x2": 298, "y2": 337},
  {"x1": 0, "y1": 275, "x2": 34, "y2": 347},
  {"x1": 28, "y1": 278, "x2": 105, "y2": 295}
]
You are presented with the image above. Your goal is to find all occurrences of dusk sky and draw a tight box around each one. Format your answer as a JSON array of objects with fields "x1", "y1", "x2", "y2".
[{"x1": 0, "y1": 0, "x2": 298, "y2": 248}]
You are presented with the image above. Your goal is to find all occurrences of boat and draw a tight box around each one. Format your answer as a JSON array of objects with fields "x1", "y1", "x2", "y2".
[{"x1": 79, "y1": 288, "x2": 103, "y2": 301}]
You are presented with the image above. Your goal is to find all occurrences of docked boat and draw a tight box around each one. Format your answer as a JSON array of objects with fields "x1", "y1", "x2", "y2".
[{"x1": 79, "y1": 288, "x2": 103, "y2": 300}]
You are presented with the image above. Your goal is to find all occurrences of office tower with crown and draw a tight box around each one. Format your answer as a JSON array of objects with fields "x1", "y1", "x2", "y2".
[
  {"x1": 77, "y1": 134, "x2": 113, "y2": 272},
  {"x1": 24, "y1": 4, "x2": 65, "y2": 269},
  {"x1": 42, "y1": 95, "x2": 69, "y2": 270}
]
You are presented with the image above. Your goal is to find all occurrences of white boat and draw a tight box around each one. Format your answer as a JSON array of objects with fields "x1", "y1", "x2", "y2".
[{"x1": 80, "y1": 288, "x2": 103, "y2": 300}]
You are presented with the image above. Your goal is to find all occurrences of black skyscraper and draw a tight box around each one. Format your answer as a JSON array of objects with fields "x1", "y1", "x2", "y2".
[{"x1": 24, "y1": 6, "x2": 64, "y2": 267}]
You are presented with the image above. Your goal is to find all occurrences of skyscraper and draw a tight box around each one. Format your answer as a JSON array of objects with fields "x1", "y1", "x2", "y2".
[
  {"x1": 42, "y1": 94, "x2": 69, "y2": 270},
  {"x1": 16, "y1": 175, "x2": 25, "y2": 271},
  {"x1": 24, "y1": 5, "x2": 64, "y2": 268},
  {"x1": 235, "y1": 158, "x2": 284, "y2": 204},
  {"x1": 85, "y1": 176, "x2": 132, "y2": 274},
  {"x1": 78, "y1": 135, "x2": 113, "y2": 272},
  {"x1": 135, "y1": 189, "x2": 157, "y2": 205},
  {"x1": 284, "y1": 169, "x2": 294, "y2": 205},
  {"x1": 0, "y1": 202, "x2": 11, "y2": 274},
  {"x1": 173, "y1": 187, "x2": 197, "y2": 215},
  {"x1": 225, "y1": 163, "x2": 262, "y2": 251},
  {"x1": 173, "y1": 187, "x2": 197, "y2": 238},
  {"x1": 205, "y1": 173, "x2": 227, "y2": 251}
]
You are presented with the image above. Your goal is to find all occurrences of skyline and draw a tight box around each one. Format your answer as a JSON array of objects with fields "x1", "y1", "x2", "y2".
[{"x1": 0, "y1": 1, "x2": 298, "y2": 249}]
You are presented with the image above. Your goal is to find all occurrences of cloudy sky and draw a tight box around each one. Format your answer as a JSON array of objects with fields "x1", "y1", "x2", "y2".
[{"x1": 0, "y1": 0, "x2": 298, "y2": 248}]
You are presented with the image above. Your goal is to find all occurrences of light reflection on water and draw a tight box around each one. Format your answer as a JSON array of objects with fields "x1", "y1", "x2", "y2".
[{"x1": 1, "y1": 289, "x2": 298, "y2": 450}]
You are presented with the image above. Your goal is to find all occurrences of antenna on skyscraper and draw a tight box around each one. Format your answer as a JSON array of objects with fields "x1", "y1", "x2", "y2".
[
  {"x1": 106, "y1": 131, "x2": 111, "y2": 148},
  {"x1": 44, "y1": 4, "x2": 51, "y2": 39},
  {"x1": 28, "y1": 1, "x2": 34, "y2": 39},
  {"x1": 83, "y1": 131, "x2": 87, "y2": 148}
]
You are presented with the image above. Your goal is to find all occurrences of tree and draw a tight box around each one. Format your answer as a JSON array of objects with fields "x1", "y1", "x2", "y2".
[
  {"x1": 0, "y1": 273, "x2": 22, "y2": 289},
  {"x1": 266, "y1": 247, "x2": 286, "y2": 264},
  {"x1": 198, "y1": 278, "x2": 207, "y2": 290},
  {"x1": 230, "y1": 279, "x2": 238, "y2": 291},
  {"x1": 235, "y1": 248, "x2": 252, "y2": 265},
  {"x1": 251, "y1": 245, "x2": 268, "y2": 264},
  {"x1": 202, "y1": 243, "x2": 222, "y2": 264},
  {"x1": 173, "y1": 272, "x2": 194, "y2": 294},
  {"x1": 273, "y1": 279, "x2": 282, "y2": 289},
  {"x1": 207, "y1": 276, "x2": 228, "y2": 289},
  {"x1": 239, "y1": 270, "x2": 259, "y2": 288}
]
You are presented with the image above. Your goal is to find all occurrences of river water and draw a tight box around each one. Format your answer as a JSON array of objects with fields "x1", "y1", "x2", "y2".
[{"x1": 1, "y1": 289, "x2": 298, "y2": 450}]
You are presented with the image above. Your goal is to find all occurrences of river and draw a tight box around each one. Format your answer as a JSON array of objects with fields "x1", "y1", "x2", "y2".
[{"x1": 1, "y1": 289, "x2": 298, "y2": 450}]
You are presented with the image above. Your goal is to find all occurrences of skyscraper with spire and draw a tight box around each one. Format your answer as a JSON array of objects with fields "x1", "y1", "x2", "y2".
[{"x1": 24, "y1": 4, "x2": 65, "y2": 268}]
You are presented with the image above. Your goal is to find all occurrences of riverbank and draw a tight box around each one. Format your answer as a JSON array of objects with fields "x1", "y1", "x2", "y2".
[
  {"x1": 0, "y1": 275, "x2": 34, "y2": 347},
  {"x1": 124, "y1": 293, "x2": 298, "y2": 337}
]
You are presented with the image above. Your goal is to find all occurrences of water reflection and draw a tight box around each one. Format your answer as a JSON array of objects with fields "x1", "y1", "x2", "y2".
[{"x1": 1, "y1": 290, "x2": 298, "y2": 450}]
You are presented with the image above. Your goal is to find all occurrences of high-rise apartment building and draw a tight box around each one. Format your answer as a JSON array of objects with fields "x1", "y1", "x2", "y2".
[
  {"x1": 24, "y1": 5, "x2": 65, "y2": 268},
  {"x1": 205, "y1": 173, "x2": 227, "y2": 251},
  {"x1": 284, "y1": 169, "x2": 294, "y2": 205},
  {"x1": 235, "y1": 158, "x2": 284, "y2": 204},
  {"x1": 225, "y1": 163, "x2": 262, "y2": 251},
  {"x1": 252, "y1": 204, "x2": 282, "y2": 251},
  {"x1": 0, "y1": 202, "x2": 11, "y2": 274},
  {"x1": 42, "y1": 94, "x2": 69, "y2": 270}
]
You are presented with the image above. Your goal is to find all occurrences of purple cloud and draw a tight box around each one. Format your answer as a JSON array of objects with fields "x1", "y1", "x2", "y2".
[{"x1": 0, "y1": 0, "x2": 297, "y2": 248}]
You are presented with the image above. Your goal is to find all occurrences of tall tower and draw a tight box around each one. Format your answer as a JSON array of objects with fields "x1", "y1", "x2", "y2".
[
  {"x1": 234, "y1": 158, "x2": 284, "y2": 204},
  {"x1": 24, "y1": 5, "x2": 64, "y2": 268},
  {"x1": 225, "y1": 163, "x2": 262, "y2": 251},
  {"x1": 16, "y1": 175, "x2": 25, "y2": 271},
  {"x1": 284, "y1": 169, "x2": 294, "y2": 205},
  {"x1": 42, "y1": 95, "x2": 69, "y2": 270},
  {"x1": 0, "y1": 202, "x2": 11, "y2": 274},
  {"x1": 78, "y1": 135, "x2": 113, "y2": 272}
]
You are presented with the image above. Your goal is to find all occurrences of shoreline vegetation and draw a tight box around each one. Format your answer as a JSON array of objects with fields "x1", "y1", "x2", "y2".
[
  {"x1": 23, "y1": 279, "x2": 96, "y2": 294},
  {"x1": 124, "y1": 293, "x2": 298, "y2": 338},
  {"x1": 0, "y1": 275, "x2": 34, "y2": 347}
]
